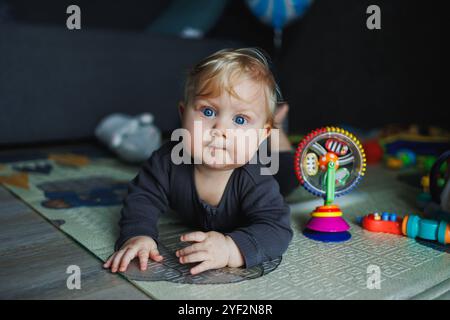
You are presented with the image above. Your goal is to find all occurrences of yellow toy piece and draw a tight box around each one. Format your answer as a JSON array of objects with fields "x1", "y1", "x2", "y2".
[
  {"x1": 311, "y1": 211, "x2": 343, "y2": 217},
  {"x1": 386, "y1": 156, "x2": 403, "y2": 170},
  {"x1": 303, "y1": 152, "x2": 319, "y2": 176},
  {"x1": 421, "y1": 175, "x2": 430, "y2": 193}
]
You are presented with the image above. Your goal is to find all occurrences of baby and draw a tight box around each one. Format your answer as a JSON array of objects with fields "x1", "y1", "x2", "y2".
[{"x1": 104, "y1": 48, "x2": 294, "y2": 275}]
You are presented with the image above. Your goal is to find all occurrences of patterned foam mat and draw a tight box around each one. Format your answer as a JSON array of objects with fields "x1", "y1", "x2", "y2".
[{"x1": 1, "y1": 148, "x2": 449, "y2": 299}]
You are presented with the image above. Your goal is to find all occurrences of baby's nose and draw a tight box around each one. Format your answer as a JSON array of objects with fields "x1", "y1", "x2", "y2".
[
  {"x1": 211, "y1": 121, "x2": 228, "y2": 138},
  {"x1": 211, "y1": 128, "x2": 226, "y2": 139}
]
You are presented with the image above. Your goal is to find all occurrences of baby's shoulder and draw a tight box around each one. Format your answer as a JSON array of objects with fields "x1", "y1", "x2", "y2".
[
  {"x1": 239, "y1": 162, "x2": 278, "y2": 188},
  {"x1": 237, "y1": 163, "x2": 284, "y2": 206},
  {"x1": 145, "y1": 140, "x2": 179, "y2": 170},
  {"x1": 152, "y1": 139, "x2": 184, "y2": 159}
]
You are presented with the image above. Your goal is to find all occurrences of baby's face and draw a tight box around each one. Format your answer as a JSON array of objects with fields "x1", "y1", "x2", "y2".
[{"x1": 181, "y1": 77, "x2": 270, "y2": 170}]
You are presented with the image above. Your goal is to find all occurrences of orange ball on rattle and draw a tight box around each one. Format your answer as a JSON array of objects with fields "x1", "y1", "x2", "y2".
[{"x1": 319, "y1": 152, "x2": 339, "y2": 171}]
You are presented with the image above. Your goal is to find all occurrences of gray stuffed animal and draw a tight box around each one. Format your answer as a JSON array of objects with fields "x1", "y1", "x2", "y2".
[{"x1": 95, "y1": 113, "x2": 161, "y2": 163}]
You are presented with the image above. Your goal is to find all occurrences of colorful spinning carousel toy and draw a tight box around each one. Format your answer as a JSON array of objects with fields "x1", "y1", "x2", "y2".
[{"x1": 295, "y1": 127, "x2": 367, "y2": 242}]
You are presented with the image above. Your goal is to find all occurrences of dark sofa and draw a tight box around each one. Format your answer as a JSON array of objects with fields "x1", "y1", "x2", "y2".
[{"x1": 0, "y1": 23, "x2": 236, "y2": 145}]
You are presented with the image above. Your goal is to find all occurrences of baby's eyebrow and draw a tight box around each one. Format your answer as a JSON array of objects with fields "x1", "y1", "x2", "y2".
[
  {"x1": 196, "y1": 98, "x2": 259, "y2": 117},
  {"x1": 231, "y1": 103, "x2": 258, "y2": 115},
  {"x1": 236, "y1": 110, "x2": 256, "y2": 118},
  {"x1": 195, "y1": 98, "x2": 218, "y2": 108}
]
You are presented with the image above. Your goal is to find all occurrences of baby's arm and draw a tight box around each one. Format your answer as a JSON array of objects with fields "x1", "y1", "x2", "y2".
[
  {"x1": 105, "y1": 144, "x2": 171, "y2": 272},
  {"x1": 176, "y1": 231, "x2": 244, "y2": 275},
  {"x1": 226, "y1": 176, "x2": 293, "y2": 268},
  {"x1": 177, "y1": 177, "x2": 292, "y2": 274}
]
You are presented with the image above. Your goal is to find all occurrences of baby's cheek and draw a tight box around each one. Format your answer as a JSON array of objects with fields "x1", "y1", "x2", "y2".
[
  {"x1": 230, "y1": 138, "x2": 259, "y2": 165},
  {"x1": 178, "y1": 131, "x2": 198, "y2": 164},
  {"x1": 183, "y1": 120, "x2": 211, "y2": 158},
  {"x1": 191, "y1": 138, "x2": 206, "y2": 163}
]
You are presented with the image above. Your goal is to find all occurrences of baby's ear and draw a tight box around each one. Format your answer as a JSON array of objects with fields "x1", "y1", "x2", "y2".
[
  {"x1": 258, "y1": 123, "x2": 271, "y2": 146},
  {"x1": 178, "y1": 101, "x2": 185, "y2": 119},
  {"x1": 263, "y1": 123, "x2": 272, "y2": 139}
]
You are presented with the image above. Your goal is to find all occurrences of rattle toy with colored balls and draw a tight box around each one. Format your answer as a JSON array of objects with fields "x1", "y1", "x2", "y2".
[
  {"x1": 360, "y1": 213, "x2": 450, "y2": 245},
  {"x1": 295, "y1": 127, "x2": 366, "y2": 242}
]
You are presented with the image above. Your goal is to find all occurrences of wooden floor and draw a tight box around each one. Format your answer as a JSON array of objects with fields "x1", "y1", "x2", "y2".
[{"x1": 0, "y1": 185, "x2": 151, "y2": 300}]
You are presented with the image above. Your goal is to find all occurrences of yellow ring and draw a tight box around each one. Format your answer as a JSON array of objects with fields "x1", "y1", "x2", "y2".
[{"x1": 312, "y1": 211, "x2": 343, "y2": 217}]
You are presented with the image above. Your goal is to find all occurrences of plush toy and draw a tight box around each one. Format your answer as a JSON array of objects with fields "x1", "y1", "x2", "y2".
[{"x1": 95, "y1": 113, "x2": 161, "y2": 163}]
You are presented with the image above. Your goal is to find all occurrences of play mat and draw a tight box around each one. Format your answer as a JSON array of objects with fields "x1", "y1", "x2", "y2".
[{"x1": 1, "y1": 145, "x2": 449, "y2": 299}]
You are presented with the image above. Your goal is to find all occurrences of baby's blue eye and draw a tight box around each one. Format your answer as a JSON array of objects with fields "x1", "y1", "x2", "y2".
[
  {"x1": 202, "y1": 107, "x2": 215, "y2": 118},
  {"x1": 233, "y1": 115, "x2": 247, "y2": 125}
]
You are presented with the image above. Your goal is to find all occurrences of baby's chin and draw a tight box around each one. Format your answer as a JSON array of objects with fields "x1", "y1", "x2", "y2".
[
  {"x1": 201, "y1": 147, "x2": 247, "y2": 170},
  {"x1": 200, "y1": 162, "x2": 241, "y2": 170}
]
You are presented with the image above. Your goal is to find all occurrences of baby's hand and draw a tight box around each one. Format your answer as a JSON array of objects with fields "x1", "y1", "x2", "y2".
[
  {"x1": 176, "y1": 231, "x2": 244, "y2": 275},
  {"x1": 103, "y1": 236, "x2": 163, "y2": 273}
]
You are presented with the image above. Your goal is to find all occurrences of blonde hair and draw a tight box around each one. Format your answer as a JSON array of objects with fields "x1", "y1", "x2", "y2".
[{"x1": 183, "y1": 48, "x2": 280, "y2": 127}]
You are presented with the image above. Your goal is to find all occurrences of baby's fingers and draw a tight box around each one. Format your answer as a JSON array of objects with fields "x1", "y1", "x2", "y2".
[
  {"x1": 103, "y1": 253, "x2": 116, "y2": 269},
  {"x1": 179, "y1": 252, "x2": 208, "y2": 264},
  {"x1": 149, "y1": 248, "x2": 163, "y2": 262},
  {"x1": 137, "y1": 250, "x2": 150, "y2": 271},
  {"x1": 180, "y1": 231, "x2": 206, "y2": 243},
  {"x1": 176, "y1": 243, "x2": 205, "y2": 257},
  {"x1": 190, "y1": 260, "x2": 213, "y2": 275},
  {"x1": 119, "y1": 247, "x2": 138, "y2": 272},
  {"x1": 111, "y1": 249, "x2": 127, "y2": 273}
]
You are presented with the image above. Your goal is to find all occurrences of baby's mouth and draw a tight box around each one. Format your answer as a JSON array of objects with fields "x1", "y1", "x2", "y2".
[
  {"x1": 207, "y1": 141, "x2": 227, "y2": 150},
  {"x1": 207, "y1": 144, "x2": 227, "y2": 159},
  {"x1": 209, "y1": 145, "x2": 226, "y2": 150},
  {"x1": 209, "y1": 146, "x2": 227, "y2": 156}
]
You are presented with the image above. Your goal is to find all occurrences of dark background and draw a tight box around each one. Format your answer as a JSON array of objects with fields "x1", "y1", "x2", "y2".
[{"x1": 0, "y1": 0, "x2": 448, "y2": 145}]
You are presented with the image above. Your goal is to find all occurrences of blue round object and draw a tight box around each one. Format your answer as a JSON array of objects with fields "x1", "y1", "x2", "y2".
[
  {"x1": 396, "y1": 149, "x2": 416, "y2": 167},
  {"x1": 303, "y1": 229, "x2": 351, "y2": 242},
  {"x1": 382, "y1": 212, "x2": 390, "y2": 221},
  {"x1": 406, "y1": 215, "x2": 421, "y2": 239},
  {"x1": 245, "y1": 0, "x2": 313, "y2": 31},
  {"x1": 418, "y1": 219, "x2": 439, "y2": 241},
  {"x1": 389, "y1": 213, "x2": 397, "y2": 222}
]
